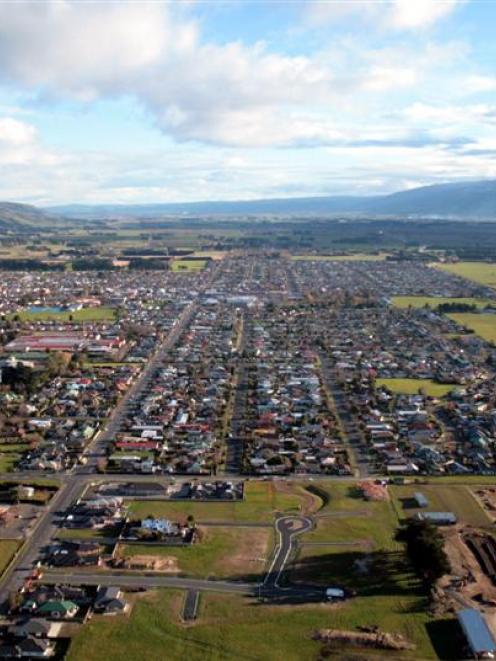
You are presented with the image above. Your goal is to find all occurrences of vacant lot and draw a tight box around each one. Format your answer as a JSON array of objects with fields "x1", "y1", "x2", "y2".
[
  {"x1": 128, "y1": 481, "x2": 315, "y2": 523},
  {"x1": 0, "y1": 539, "x2": 20, "y2": 576},
  {"x1": 375, "y1": 378, "x2": 456, "y2": 397},
  {"x1": 434, "y1": 262, "x2": 496, "y2": 288},
  {"x1": 68, "y1": 587, "x2": 444, "y2": 661},
  {"x1": 391, "y1": 296, "x2": 493, "y2": 309},
  {"x1": 390, "y1": 484, "x2": 491, "y2": 528},
  {"x1": 117, "y1": 526, "x2": 272, "y2": 580},
  {"x1": 448, "y1": 313, "x2": 496, "y2": 343}
]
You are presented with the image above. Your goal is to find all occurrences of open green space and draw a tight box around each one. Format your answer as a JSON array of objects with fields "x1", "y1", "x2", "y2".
[
  {"x1": 11, "y1": 306, "x2": 117, "y2": 322},
  {"x1": 375, "y1": 378, "x2": 456, "y2": 397},
  {"x1": 391, "y1": 296, "x2": 494, "y2": 309},
  {"x1": 128, "y1": 481, "x2": 312, "y2": 523},
  {"x1": 434, "y1": 261, "x2": 496, "y2": 288},
  {"x1": 170, "y1": 259, "x2": 207, "y2": 272},
  {"x1": 447, "y1": 312, "x2": 496, "y2": 343},
  {"x1": 67, "y1": 575, "x2": 448, "y2": 661},
  {"x1": 292, "y1": 252, "x2": 389, "y2": 262},
  {"x1": 0, "y1": 540, "x2": 21, "y2": 576},
  {"x1": 118, "y1": 526, "x2": 272, "y2": 580},
  {"x1": 67, "y1": 480, "x2": 480, "y2": 660},
  {"x1": 390, "y1": 484, "x2": 491, "y2": 528},
  {"x1": 0, "y1": 451, "x2": 26, "y2": 473}
]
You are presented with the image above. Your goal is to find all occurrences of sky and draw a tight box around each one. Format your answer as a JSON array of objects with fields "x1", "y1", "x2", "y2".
[{"x1": 0, "y1": 0, "x2": 496, "y2": 205}]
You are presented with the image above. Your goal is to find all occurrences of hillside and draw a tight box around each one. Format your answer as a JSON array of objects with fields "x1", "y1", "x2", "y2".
[
  {"x1": 46, "y1": 180, "x2": 496, "y2": 220},
  {"x1": 0, "y1": 202, "x2": 68, "y2": 230}
]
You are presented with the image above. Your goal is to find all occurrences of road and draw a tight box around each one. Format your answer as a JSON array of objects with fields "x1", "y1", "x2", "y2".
[
  {"x1": 319, "y1": 352, "x2": 371, "y2": 478},
  {"x1": 0, "y1": 297, "x2": 199, "y2": 608},
  {"x1": 39, "y1": 572, "x2": 254, "y2": 595},
  {"x1": 263, "y1": 515, "x2": 314, "y2": 592}
]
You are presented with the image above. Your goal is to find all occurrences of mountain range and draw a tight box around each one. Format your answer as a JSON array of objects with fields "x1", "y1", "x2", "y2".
[{"x1": 1, "y1": 179, "x2": 496, "y2": 228}]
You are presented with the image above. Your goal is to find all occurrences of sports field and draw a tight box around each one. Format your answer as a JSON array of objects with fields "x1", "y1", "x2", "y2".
[{"x1": 11, "y1": 306, "x2": 117, "y2": 322}]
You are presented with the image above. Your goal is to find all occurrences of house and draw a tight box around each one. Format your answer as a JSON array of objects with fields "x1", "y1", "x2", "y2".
[
  {"x1": 37, "y1": 600, "x2": 79, "y2": 619},
  {"x1": 14, "y1": 636, "x2": 55, "y2": 658},
  {"x1": 9, "y1": 618, "x2": 62, "y2": 639},
  {"x1": 94, "y1": 586, "x2": 128, "y2": 615}
]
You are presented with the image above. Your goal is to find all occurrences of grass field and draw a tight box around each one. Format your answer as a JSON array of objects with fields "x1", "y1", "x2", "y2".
[
  {"x1": 375, "y1": 378, "x2": 456, "y2": 397},
  {"x1": 170, "y1": 259, "x2": 207, "y2": 272},
  {"x1": 67, "y1": 587, "x2": 446, "y2": 661},
  {"x1": 447, "y1": 313, "x2": 496, "y2": 343},
  {"x1": 292, "y1": 252, "x2": 389, "y2": 261},
  {"x1": 12, "y1": 306, "x2": 117, "y2": 322},
  {"x1": 66, "y1": 481, "x2": 481, "y2": 660},
  {"x1": 118, "y1": 526, "x2": 272, "y2": 580},
  {"x1": 390, "y1": 484, "x2": 491, "y2": 528},
  {"x1": 128, "y1": 481, "x2": 313, "y2": 523},
  {"x1": 434, "y1": 261, "x2": 496, "y2": 288},
  {"x1": 0, "y1": 540, "x2": 20, "y2": 576},
  {"x1": 391, "y1": 296, "x2": 494, "y2": 309}
]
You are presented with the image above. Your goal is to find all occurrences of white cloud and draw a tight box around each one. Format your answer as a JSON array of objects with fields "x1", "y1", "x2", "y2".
[
  {"x1": 0, "y1": 1, "x2": 461, "y2": 149},
  {"x1": 307, "y1": 0, "x2": 462, "y2": 31},
  {"x1": 0, "y1": 117, "x2": 36, "y2": 146}
]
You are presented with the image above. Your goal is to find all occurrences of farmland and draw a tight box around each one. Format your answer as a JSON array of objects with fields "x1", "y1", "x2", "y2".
[
  {"x1": 391, "y1": 296, "x2": 494, "y2": 309},
  {"x1": 448, "y1": 313, "x2": 496, "y2": 343},
  {"x1": 170, "y1": 259, "x2": 207, "y2": 272},
  {"x1": 292, "y1": 252, "x2": 389, "y2": 261},
  {"x1": 434, "y1": 261, "x2": 496, "y2": 288}
]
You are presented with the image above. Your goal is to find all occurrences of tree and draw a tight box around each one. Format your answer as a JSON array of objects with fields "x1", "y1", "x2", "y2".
[{"x1": 395, "y1": 519, "x2": 451, "y2": 582}]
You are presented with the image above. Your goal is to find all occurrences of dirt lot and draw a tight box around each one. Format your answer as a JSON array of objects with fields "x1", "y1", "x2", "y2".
[
  {"x1": 122, "y1": 553, "x2": 179, "y2": 573},
  {"x1": 473, "y1": 487, "x2": 496, "y2": 522},
  {"x1": 438, "y1": 526, "x2": 496, "y2": 612},
  {"x1": 0, "y1": 503, "x2": 42, "y2": 539}
]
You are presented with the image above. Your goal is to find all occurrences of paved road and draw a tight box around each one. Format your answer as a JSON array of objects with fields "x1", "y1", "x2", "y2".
[
  {"x1": 39, "y1": 572, "x2": 254, "y2": 595},
  {"x1": 182, "y1": 589, "x2": 200, "y2": 620},
  {"x1": 263, "y1": 515, "x2": 313, "y2": 590},
  {"x1": 0, "y1": 297, "x2": 199, "y2": 608}
]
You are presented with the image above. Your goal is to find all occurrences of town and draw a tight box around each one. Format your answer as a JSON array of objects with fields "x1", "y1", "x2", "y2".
[{"x1": 0, "y1": 250, "x2": 495, "y2": 659}]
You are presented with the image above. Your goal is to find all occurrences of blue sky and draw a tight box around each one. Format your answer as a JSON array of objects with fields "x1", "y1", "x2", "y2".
[{"x1": 0, "y1": 0, "x2": 495, "y2": 205}]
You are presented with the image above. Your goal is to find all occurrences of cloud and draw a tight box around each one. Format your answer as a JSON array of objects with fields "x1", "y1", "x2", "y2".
[
  {"x1": 307, "y1": 0, "x2": 462, "y2": 31},
  {"x1": 0, "y1": 1, "x2": 462, "y2": 149}
]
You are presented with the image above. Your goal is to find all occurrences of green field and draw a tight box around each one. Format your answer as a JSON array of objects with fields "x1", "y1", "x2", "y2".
[
  {"x1": 67, "y1": 587, "x2": 448, "y2": 661},
  {"x1": 118, "y1": 526, "x2": 272, "y2": 580},
  {"x1": 67, "y1": 481, "x2": 475, "y2": 660},
  {"x1": 434, "y1": 261, "x2": 496, "y2": 288},
  {"x1": 11, "y1": 306, "x2": 117, "y2": 322},
  {"x1": 128, "y1": 481, "x2": 313, "y2": 523},
  {"x1": 447, "y1": 313, "x2": 496, "y2": 343},
  {"x1": 292, "y1": 252, "x2": 389, "y2": 262},
  {"x1": 375, "y1": 378, "x2": 456, "y2": 397},
  {"x1": 170, "y1": 259, "x2": 207, "y2": 272},
  {"x1": 0, "y1": 540, "x2": 20, "y2": 576},
  {"x1": 391, "y1": 296, "x2": 494, "y2": 309},
  {"x1": 390, "y1": 484, "x2": 491, "y2": 528}
]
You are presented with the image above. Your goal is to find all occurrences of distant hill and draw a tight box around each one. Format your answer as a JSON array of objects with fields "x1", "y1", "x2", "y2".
[
  {"x1": 45, "y1": 180, "x2": 496, "y2": 220},
  {"x1": 0, "y1": 202, "x2": 68, "y2": 230}
]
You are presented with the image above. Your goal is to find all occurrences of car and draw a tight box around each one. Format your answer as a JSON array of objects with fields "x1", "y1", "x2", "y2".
[{"x1": 325, "y1": 587, "x2": 346, "y2": 601}]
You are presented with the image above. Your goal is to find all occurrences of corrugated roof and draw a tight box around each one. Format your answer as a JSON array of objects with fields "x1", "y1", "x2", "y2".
[{"x1": 458, "y1": 609, "x2": 496, "y2": 654}]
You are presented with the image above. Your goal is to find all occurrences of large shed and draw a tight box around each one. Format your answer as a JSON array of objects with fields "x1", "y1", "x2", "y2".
[{"x1": 458, "y1": 608, "x2": 496, "y2": 659}]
